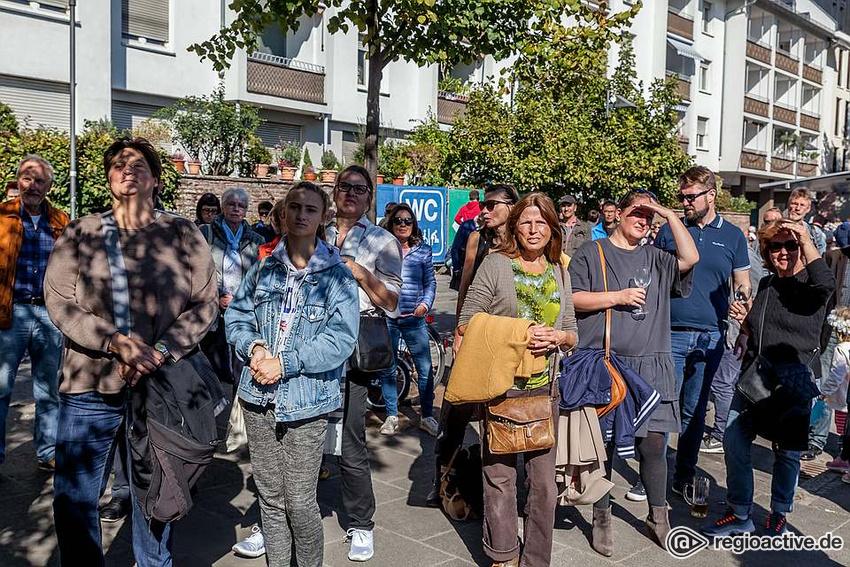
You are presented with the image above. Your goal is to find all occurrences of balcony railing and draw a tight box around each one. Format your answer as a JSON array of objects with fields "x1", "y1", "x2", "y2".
[
  {"x1": 667, "y1": 9, "x2": 694, "y2": 40},
  {"x1": 741, "y1": 150, "x2": 767, "y2": 171},
  {"x1": 800, "y1": 111, "x2": 820, "y2": 131},
  {"x1": 773, "y1": 103, "x2": 797, "y2": 125},
  {"x1": 746, "y1": 40, "x2": 771, "y2": 64},
  {"x1": 775, "y1": 51, "x2": 799, "y2": 75},
  {"x1": 667, "y1": 73, "x2": 691, "y2": 102},
  {"x1": 437, "y1": 92, "x2": 469, "y2": 125},
  {"x1": 744, "y1": 95, "x2": 769, "y2": 117},
  {"x1": 246, "y1": 53, "x2": 325, "y2": 105},
  {"x1": 771, "y1": 156, "x2": 794, "y2": 175},
  {"x1": 797, "y1": 160, "x2": 817, "y2": 177},
  {"x1": 803, "y1": 64, "x2": 822, "y2": 84}
]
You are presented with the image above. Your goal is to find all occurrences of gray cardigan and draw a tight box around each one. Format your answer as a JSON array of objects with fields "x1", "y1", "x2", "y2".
[{"x1": 459, "y1": 252, "x2": 577, "y2": 377}]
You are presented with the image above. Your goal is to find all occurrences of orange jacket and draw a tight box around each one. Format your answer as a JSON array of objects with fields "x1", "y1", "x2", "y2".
[{"x1": 0, "y1": 198, "x2": 70, "y2": 329}]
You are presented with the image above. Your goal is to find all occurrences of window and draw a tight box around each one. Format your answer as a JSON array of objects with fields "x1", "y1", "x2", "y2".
[
  {"x1": 701, "y1": 1, "x2": 712, "y2": 34},
  {"x1": 697, "y1": 117, "x2": 708, "y2": 150},
  {"x1": 744, "y1": 119, "x2": 767, "y2": 152},
  {"x1": 699, "y1": 61, "x2": 710, "y2": 92},
  {"x1": 837, "y1": 97, "x2": 842, "y2": 137},
  {"x1": 122, "y1": 0, "x2": 169, "y2": 45},
  {"x1": 357, "y1": 34, "x2": 368, "y2": 87},
  {"x1": 838, "y1": 48, "x2": 844, "y2": 88}
]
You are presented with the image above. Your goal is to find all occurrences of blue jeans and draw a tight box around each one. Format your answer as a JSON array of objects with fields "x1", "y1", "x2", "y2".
[
  {"x1": 380, "y1": 317, "x2": 434, "y2": 418},
  {"x1": 0, "y1": 303, "x2": 62, "y2": 464},
  {"x1": 708, "y1": 344, "x2": 742, "y2": 442},
  {"x1": 53, "y1": 391, "x2": 172, "y2": 566},
  {"x1": 671, "y1": 329, "x2": 724, "y2": 484},
  {"x1": 723, "y1": 393, "x2": 801, "y2": 516}
]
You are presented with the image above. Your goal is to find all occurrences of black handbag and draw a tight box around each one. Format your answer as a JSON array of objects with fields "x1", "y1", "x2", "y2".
[
  {"x1": 349, "y1": 314, "x2": 394, "y2": 372},
  {"x1": 737, "y1": 279, "x2": 820, "y2": 406}
]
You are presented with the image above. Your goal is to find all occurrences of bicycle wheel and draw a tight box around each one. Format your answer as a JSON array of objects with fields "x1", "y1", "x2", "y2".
[
  {"x1": 427, "y1": 324, "x2": 446, "y2": 390},
  {"x1": 365, "y1": 359, "x2": 412, "y2": 411}
]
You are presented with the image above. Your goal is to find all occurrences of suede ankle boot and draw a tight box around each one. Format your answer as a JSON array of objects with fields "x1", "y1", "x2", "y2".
[
  {"x1": 491, "y1": 556, "x2": 519, "y2": 567},
  {"x1": 591, "y1": 506, "x2": 614, "y2": 557},
  {"x1": 645, "y1": 505, "x2": 671, "y2": 550}
]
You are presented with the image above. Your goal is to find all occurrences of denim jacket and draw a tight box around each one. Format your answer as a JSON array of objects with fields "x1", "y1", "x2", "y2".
[{"x1": 224, "y1": 238, "x2": 360, "y2": 422}]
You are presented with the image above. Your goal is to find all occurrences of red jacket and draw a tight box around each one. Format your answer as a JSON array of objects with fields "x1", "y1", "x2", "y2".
[
  {"x1": 454, "y1": 201, "x2": 481, "y2": 224},
  {"x1": 0, "y1": 198, "x2": 70, "y2": 329},
  {"x1": 257, "y1": 236, "x2": 281, "y2": 260}
]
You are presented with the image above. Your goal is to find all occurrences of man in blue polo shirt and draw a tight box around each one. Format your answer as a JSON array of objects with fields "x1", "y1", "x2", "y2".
[{"x1": 647, "y1": 166, "x2": 750, "y2": 500}]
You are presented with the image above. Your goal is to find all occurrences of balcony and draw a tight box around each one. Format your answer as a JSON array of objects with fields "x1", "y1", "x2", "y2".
[
  {"x1": 741, "y1": 150, "x2": 767, "y2": 170},
  {"x1": 800, "y1": 111, "x2": 820, "y2": 131},
  {"x1": 775, "y1": 51, "x2": 799, "y2": 75},
  {"x1": 797, "y1": 160, "x2": 817, "y2": 177},
  {"x1": 677, "y1": 135, "x2": 690, "y2": 153},
  {"x1": 744, "y1": 95, "x2": 769, "y2": 118},
  {"x1": 803, "y1": 64, "x2": 822, "y2": 84},
  {"x1": 771, "y1": 156, "x2": 794, "y2": 175},
  {"x1": 246, "y1": 53, "x2": 325, "y2": 105},
  {"x1": 667, "y1": 9, "x2": 694, "y2": 40},
  {"x1": 773, "y1": 103, "x2": 797, "y2": 126},
  {"x1": 437, "y1": 92, "x2": 469, "y2": 125},
  {"x1": 746, "y1": 40, "x2": 771, "y2": 64},
  {"x1": 667, "y1": 73, "x2": 691, "y2": 102}
]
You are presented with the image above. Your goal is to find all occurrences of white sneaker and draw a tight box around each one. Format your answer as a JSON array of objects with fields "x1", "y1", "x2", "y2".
[
  {"x1": 346, "y1": 528, "x2": 374, "y2": 561},
  {"x1": 232, "y1": 525, "x2": 265, "y2": 558},
  {"x1": 380, "y1": 415, "x2": 399, "y2": 436},
  {"x1": 419, "y1": 416, "x2": 439, "y2": 437}
]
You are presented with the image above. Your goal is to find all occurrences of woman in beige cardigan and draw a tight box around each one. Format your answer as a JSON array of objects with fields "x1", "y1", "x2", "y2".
[{"x1": 456, "y1": 193, "x2": 578, "y2": 567}]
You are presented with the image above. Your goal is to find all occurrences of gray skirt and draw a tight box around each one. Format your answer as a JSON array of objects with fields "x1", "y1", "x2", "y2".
[{"x1": 618, "y1": 352, "x2": 681, "y2": 436}]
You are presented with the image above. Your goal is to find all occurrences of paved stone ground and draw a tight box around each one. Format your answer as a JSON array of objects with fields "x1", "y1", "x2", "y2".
[{"x1": 1, "y1": 274, "x2": 849, "y2": 566}]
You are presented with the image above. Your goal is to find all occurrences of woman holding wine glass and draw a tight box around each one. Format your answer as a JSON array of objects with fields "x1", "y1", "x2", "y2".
[{"x1": 568, "y1": 189, "x2": 698, "y2": 556}]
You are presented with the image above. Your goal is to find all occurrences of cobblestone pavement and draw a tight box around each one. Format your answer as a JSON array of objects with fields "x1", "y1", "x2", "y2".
[{"x1": 1, "y1": 275, "x2": 848, "y2": 566}]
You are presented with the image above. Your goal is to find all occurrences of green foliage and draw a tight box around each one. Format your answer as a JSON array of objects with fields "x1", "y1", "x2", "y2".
[
  {"x1": 0, "y1": 102, "x2": 19, "y2": 135},
  {"x1": 714, "y1": 187, "x2": 756, "y2": 213},
  {"x1": 438, "y1": 76, "x2": 469, "y2": 96},
  {"x1": 155, "y1": 84, "x2": 261, "y2": 176},
  {"x1": 406, "y1": 117, "x2": 451, "y2": 186},
  {"x1": 379, "y1": 140, "x2": 412, "y2": 179},
  {"x1": 303, "y1": 149, "x2": 314, "y2": 172},
  {"x1": 0, "y1": 117, "x2": 179, "y2": 214},
  {"x1": 321, "y1": 150, "x2": 341, "y2": 171},
  {"x1": 244, "y1": 134, "x2": 272, "y2": 176},
  {"x1": 277, "y1": 141, "x2": 301, "y2": 168}
]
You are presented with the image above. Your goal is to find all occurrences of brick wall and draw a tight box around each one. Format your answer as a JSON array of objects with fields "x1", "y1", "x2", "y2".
[{"x1": 175, "y1": 175, "x2": 335, "y2": 221}]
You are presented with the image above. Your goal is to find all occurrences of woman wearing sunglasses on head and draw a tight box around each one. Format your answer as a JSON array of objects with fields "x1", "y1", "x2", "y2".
[
  {"x1": 703, "y1": 219, "x2": 834, "y2": 539},
  {"x1": 378, "y1": 204, "x2": 438, "y2": 436}
]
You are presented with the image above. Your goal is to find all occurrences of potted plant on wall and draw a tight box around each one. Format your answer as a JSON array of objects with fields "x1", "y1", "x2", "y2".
[
  {"x1": 302, "y1": 151, "x2": 318, "y2": 181},
  {"x1": 171, "y1": 150, "x2": 186, "y2": 173},
  {"x1": 187, "y1": 157, "x2": 202, "y2": 175},
  {"x1": 277, "y1": 141, "x2": 301, "y2": 182},
  {"x1": 247, "y1": 136, "x2": 272, "y2": 178},
  {"x1": 321, "y1": 150, "x2": 341, "y2": 183}
]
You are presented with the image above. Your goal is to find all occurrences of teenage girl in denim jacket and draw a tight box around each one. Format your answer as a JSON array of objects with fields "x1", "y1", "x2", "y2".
[{"x1": 224, "y1": 181, "x2": 359, "y2": 567}]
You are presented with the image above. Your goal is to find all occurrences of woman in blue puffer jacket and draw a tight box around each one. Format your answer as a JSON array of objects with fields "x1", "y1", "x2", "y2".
[{"x1": 225, "y1": 181, "x2": 360, "y2": 567}]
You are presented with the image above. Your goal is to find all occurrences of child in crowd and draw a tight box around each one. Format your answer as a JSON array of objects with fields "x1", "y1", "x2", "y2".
[{"x1": 823, "y1": 307, "x2": 850, "y2": 480}]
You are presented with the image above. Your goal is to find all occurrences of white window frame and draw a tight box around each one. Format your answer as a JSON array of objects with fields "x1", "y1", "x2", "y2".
[
  {"x1": 696, "y1": 117, "x2": 709, "y2": 150},
  {"x1": 357, "y1": 34, "x2": 368, "y2": 87},
  {"x1": 701, "y1": 1, "x2": 712, "y2": 35},
  {"x1": 699, "y1": 61, "x2": 711, "y2": 93}
]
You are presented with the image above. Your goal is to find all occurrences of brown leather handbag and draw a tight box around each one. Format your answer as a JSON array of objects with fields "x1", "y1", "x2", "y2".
[
  {"x1": 595, "y1": 241, "x2": 627, "y2": 418},
  {"x1": 485, "y1": 380, "x2": 556, "y2": 454}
]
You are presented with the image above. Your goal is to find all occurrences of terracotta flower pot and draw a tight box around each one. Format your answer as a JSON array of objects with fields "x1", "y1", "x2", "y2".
[
  {"x1": 187, "y1": 161, "x2": 201, "y2": 175},
  {"x1": 279, "y1": 166, "x2": 297, "y2": 182},
  {"x1": 376, "y1": 174, "x2": 385, "y2": 185},
  {"x1": 254, "y1": 163, "x2": 270, "y2": 178},
  {"x1": 321, "y1": 170, "x2": 337, "y2": 184},
  {"x1": 303, "y1": 170, "x2": 318, "y2": 181},
  {"x1": 392, "y1": 176, "x2": 405, "y2": 186},
  {"x1": 172, "y1": 158, "x2": 185, "y2": 173}
]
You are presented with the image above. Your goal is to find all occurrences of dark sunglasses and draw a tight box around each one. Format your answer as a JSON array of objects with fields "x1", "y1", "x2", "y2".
[
  {"x1": 258, "y1": 211, "x2": 269, "y2": 217},
  {"x1": 677, "y1": 188, "x2": 712, "y2": 204},
  {"x1": 483, "y1": 199, "x2": 511, "y2": 211},
  {"x1": 768, "y1": 240, "x2": 800, "y2": 253},
  {"x1": 392, "y1": 217, "x2": 413, "y2": 226},
  {"x1": 337, "y1": 181, "x2": 371, "y2": 196}
]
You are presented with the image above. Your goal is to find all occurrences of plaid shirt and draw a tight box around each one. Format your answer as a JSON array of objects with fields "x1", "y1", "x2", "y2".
[{"x1": 13, "y1": 203, "x2": 55, "y2": 302}]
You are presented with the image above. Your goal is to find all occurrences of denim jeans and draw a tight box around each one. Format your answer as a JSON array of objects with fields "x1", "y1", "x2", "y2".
[
  {"x1": 380, "y1": 317, "x2": 434, "y2": 418},
  {"x1": 671, "y1": 329, "x2": 724, "y2": 484},
  {"x1": 810, "y1": 334, "x2": 838, "y2": 450},
  {"x1": 708, "y1": 344, "x2": 742, "y2": 442},
  {"x1": 0, "y1": 303, "x2": 62, "y2": 464},
  {"x1": 723, "y1": 393, "x2": 800, "y2": 516},
  {"x1": 53, "y1": 391, "x2": 172, "y2": 566}
]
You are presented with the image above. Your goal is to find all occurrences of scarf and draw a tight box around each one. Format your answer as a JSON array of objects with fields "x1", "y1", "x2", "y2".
[{"x1": 222, "y1": 221, "x2": 244, "y2": 295}]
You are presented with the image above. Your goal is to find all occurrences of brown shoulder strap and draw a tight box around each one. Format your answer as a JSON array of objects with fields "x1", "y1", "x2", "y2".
[{"x1": 595, "y1": 241, "x2": 611, "y2": 361}]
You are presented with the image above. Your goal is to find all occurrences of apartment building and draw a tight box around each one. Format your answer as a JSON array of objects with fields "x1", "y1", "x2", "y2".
[{"x1": 0, "y1": 0, "x2": 473, "y2": 167}]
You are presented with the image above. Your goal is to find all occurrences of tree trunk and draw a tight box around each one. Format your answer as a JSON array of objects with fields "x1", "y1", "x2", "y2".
[{"x1": 364, "y1": 0, "x2": 382, "y2": 222}]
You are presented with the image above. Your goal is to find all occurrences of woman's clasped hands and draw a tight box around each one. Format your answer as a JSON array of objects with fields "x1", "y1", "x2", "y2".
[{"x1": 250, "y1": 345, "x2": 283, "y2": 385}]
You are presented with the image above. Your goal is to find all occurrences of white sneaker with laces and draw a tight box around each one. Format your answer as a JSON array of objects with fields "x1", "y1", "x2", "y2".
[
  {"x1": 346, "y1": 528, "x2": 374, "y2": 561},
  {"x1": 380, "y1": 415, "x2": 399, "y2": 436},
  {"x1": 232, "y1": 525, "x2": 265, "y2": 558},
  {"x1": 419, "y1": 416, "x2": 439, "y2": 436}
]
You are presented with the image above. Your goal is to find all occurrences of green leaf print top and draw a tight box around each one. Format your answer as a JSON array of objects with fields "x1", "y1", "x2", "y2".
[{"x1": 511, "y1": 259, "x2": 560, "y2": 390}]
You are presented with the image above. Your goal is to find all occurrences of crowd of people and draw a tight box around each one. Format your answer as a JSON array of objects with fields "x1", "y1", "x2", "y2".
[{"x1": 2, "y1": 138, "x2": 849, "y2": 567}]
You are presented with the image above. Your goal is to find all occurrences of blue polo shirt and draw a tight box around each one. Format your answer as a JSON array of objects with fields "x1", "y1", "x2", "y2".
[{"x1": 654, "y1": 214, "x2": 749, "y2": 331}]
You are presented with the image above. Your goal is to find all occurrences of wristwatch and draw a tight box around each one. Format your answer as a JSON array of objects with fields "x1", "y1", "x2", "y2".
[{"x1": 154, "y1": 341, "x2": 172, "y2": 361}]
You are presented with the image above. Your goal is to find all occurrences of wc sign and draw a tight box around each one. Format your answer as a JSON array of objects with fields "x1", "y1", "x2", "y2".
[{"x1": 399, "y1": 188, "x2": 447, "y2": 263}]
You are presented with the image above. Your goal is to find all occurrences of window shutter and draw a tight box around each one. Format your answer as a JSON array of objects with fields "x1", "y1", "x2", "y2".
[
  {"x1": 122, "y1": 0, "x2": 169, "y2": 44},
  {"x1": 0, "y1": 75, "x2": 70, "y2": 131},
  {"x1": 37, "y1": 0, "x2": 69, "y2": 10},
  {"x1": 256, "y1": 122, "x2": 301, "y2": 148}
]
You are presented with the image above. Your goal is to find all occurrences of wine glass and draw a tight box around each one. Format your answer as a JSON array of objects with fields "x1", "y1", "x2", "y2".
[{"x1": 633, "y1": 266, "x2": 651, "y2": 317}]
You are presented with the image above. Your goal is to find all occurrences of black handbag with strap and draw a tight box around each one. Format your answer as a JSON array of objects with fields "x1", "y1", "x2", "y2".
[{"x1": 349, "y1": 314, "x2": 394, "y2": 372}]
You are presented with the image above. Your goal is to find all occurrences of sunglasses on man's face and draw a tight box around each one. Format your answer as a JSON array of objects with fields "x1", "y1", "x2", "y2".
[
  {"x1": 482, "y1": 199, "x2": 511, "y2": 212},
  {"x1": 393, "y1": 217, "x2": 413, "y2": 227},
  {"x1": 768, "y1": 240, "x2": 800, "y2": 253},
  {"x1": 677, "y1": 189, "x2": 712, "y2": 204}
]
